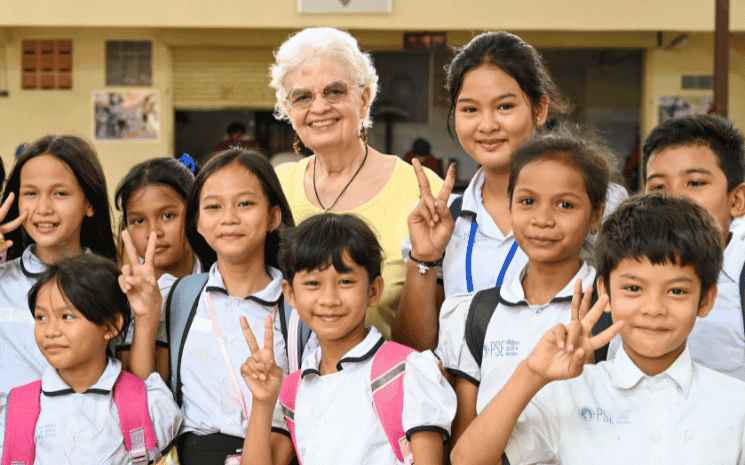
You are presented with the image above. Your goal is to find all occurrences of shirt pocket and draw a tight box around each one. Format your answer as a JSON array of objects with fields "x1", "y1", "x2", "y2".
[{"x1": 684, "y1": 430, "x2": 738, "y2": 465}]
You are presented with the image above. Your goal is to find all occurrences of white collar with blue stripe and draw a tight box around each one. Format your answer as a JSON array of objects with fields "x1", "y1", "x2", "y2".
[
  {"x1": 203, "y1": 261, "x2": 284, "y2": 306},
  {"x1": 300, "y1": 326, "x2": 386, "y2": 379},
  {"x1": 498, "y1": 261, "x2": 596, "y2": 308},
  {"x1": 41, "y1": 357, "x2": 122, "y2": 397}
]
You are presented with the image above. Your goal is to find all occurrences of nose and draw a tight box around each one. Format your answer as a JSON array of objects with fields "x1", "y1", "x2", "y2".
[
  {"x1": 318, "y1": 285, "x2": 341, "y2": 307},
  {"x1": 42, "y1": 316, "x2": 62, "y2": 338},
  {"x1": 641, "y1": 291, "x2": 667, "y2": 317},
  {"x1": 477, "y1": 110, "x2": 499, "y2": 133},
  {"x1": 530, "y1": 204, "x2": 555, "y2": 228},
  {"x1": 149, "y1": 221, "x2": 165, "y2": 238},
  {"x1": 37, "y1": 194, "x2": 54, "y2": 215},
  {"x1": 220, "y1": 205, "x2": 239, "y2": 225},
  {"x1": 309, "y1": 91, "x2": 331, "y2": 112}
]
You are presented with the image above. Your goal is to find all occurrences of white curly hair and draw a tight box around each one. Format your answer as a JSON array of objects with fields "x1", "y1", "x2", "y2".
[{"x1": 270, "y1": 27, "x2": 379, "y2": 129}]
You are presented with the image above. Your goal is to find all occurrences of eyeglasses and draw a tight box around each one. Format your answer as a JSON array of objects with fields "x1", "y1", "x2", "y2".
[{"x1": 286, "y1": 81, "x2": 363, "y2": 109}]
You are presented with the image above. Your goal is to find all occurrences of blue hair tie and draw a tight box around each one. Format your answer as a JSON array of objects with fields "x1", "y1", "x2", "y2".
[{"x1": 179, "y1": 154, "x2": 195, "y2": 172}]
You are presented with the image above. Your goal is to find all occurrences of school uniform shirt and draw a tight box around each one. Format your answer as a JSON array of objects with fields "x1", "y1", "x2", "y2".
[
  {"x1": 504, "y1": 345, "x2": 745, "y2": 465},
  {"x1": 437, "y1": 262, "x2": 595, "y2": 414},
  {"x1": 117, "y1": 255, "x2": 203, "y2": 349},
  {"x1": 179, "y1": 262, "x2": 289, "y2": 438},
  {"x1": 607, "y1": 221, "x2": 745, "y2": 382},
  {"x1": 0, "y1": 358, "x2": 183, "y2": 465},
  {"x1": 271, "y1": 327, "x2": 456, "y2": 465},
  {"x1": 0, "y1": 245, "x2": 58, "y2": 396}
]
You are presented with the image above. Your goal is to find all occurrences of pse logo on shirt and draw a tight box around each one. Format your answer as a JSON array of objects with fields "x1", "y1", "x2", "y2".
[
  {"x1": 483, "y1": 339, "x2": 519, "y2": 357},
  {"x1": 578, "y1": 407, "x2": 631, "y2": 425}
]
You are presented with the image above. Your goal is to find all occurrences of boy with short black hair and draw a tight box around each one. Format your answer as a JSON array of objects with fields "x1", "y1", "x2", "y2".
[
  {"x1": 612, "y1": 114, "x2": 745, "y2": 381},
  {"x1": 238, "y1": 213, "x2": 456, "y2": 465},
  {"x1": 452, "y1": 194, "x2": 745, "y2": 465}
]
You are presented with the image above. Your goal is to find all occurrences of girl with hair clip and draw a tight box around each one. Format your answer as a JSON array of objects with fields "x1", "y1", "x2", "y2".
[
  {"x1": 394, "y1": 31, "x2": 627, "y2": 351},
  {"x1": 114, "y1": 157, "x2": 200, "y2": 380},
  {"x1": 126, "y1": 149, "x2": 296, "y2": 465},
  {"x1": 0, "y1": 134, "x2": 117, "y2": 396}
]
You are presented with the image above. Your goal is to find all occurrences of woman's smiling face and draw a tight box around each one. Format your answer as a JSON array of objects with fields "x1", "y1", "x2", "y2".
[{"x1": 284, "y1": 55, "x2": 370, "y2": 154}]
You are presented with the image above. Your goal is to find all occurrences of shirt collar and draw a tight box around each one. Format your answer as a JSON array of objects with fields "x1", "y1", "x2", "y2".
[
  {"x1": 204, "y1": 261, "x2": 284, "y2": 305},
  {"x1": 722, "y1": 223, "x2": 745, "y2": 281},
  {"x1": 21, "y1": 245, "x2": 93, "y2": 278},
  {"x1": 611, "y1": 343, "x2": 693, "y2": 397},
  {"x1": 460, "y1": 168, "x2": 512, "y2": 241},
  {"x1": 41, "y1": 358, "x2": 122, "y2": 396},
  {"x1": 499, "y1": 261, "x2": 596, "y2": 307},
  {"x1": 157, "y1": 254, "x2": 203, "y2": 292},
  {"x1": 300, "y1": 326, "x2": 386, "y2": 378}
]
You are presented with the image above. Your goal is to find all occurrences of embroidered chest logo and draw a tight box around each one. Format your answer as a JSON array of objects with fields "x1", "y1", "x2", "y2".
[
  {"x1": 483, "y1": 339, "x2": 520, "y2": 358},
  {"x1": 578, "y1": 407, "x2": 631, "y2": 425}
]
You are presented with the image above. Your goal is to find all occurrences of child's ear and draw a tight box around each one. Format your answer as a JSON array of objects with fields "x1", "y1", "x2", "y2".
[
  {"x1": 589, "y1": 203, "x2": 605, "y2": 234},
  {"x1": 85, "y1": 200, "x2": 95, "y2": 218},
  {"x1": 533, "y1": 95, "x2": 550, "y2": 128},
  {"x1": 105, "y1": 314, "x2": 125, "y2": 341},
  {"x1": 696, "y1": 284, "x2": 718, "y2": 318},
  {"x1": 268, "y1": 205, "x2": 282, "y2": 233},
  {"x1": 596, "y1": 275, "x2": 610, "y2": 300},
  {"x1": 728, "y1": 182, "x2": 745, "y2": 219},
  {"x1": 281, "y1": 279, "x2": 297, "y2": 309},
  {"x1": 367, "y1": 275, "x2": 385, "y2": 307}
]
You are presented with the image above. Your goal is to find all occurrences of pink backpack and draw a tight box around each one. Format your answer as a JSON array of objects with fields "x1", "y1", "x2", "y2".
[
  {"x1": 2, "y1": 371, "x2": 162, "y2": 465},
  {"x1": 279, "y1": 341, "x2": 416, "y2": 465}
]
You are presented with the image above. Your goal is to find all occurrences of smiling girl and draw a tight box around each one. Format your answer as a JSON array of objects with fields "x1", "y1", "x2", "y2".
[{"x1": 0, "y1": 135, "x2": 116, "y2": 395}]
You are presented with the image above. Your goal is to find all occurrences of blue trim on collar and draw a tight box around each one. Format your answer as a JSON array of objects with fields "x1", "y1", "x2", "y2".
[
  {"x1": 301, "y1": 368, "x2": 321, "y2": 379},
  {"x1": 42, "y1": 387, "x2": 112, "y2": 397},
  {"x1": 206, "y1": 286, "x2": 282, "y2": 306},
  {"x1": 20, "y1": 256, "x2": 43, "y2": 279},
  {"x1": 336, "y1": 337, "x2": 385, "y2": 372},
  {"x1": 498, "y1": 294, "x2": 573, "y2": 307}
]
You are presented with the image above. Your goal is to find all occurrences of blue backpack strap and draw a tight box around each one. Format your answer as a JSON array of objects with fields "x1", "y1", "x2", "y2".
[
  {"x1": 740, "y1": 262, "x2": 745, "y2": 337},
  {"x1": 464, "y1": 287, "x2": 501, "y2": 369},
  {"x1": 165, "y1": 273, "x2": 209, "y2": 406},
  {"x1": 588, "y1": 277, "x2": 613, "y2": 362}
]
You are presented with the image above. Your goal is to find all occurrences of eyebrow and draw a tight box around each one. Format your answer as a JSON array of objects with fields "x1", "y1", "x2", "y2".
[
  {"x1": 201, "y1": 191, "x2": 260, "y2": 201},
  {"x1": 20, "y1": 182, "x2": 71, "y2": 189},
  {"x1": 514, "y1": 187, "x2": 582, "y2": 199},
  {"x1": 457, "y1": 92, "x2": 517, "y2": 104},
  {"x1": 618, "y1": 273, "x2": 693, "y2": 284},
  {"x1": 646, "y1": 168, "x2": 714, "y2": 182}
]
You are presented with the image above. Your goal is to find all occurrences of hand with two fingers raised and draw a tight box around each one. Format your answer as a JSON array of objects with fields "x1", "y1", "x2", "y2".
[
  {"x1": 525, "y1": 280, "x2": 624, "y2": 384},
  {"x1": 119, "y1": 230, "x2": 161, "y2": 322},
  {"x1": 0, "y1": 193, "x2": 28, "y2": 256},
  {"x1": 240, "y1": 315, "x2": 284, "y2": 404},
  {"x1": 408, "y1": 159, "x2": 457, "y2": 262}
]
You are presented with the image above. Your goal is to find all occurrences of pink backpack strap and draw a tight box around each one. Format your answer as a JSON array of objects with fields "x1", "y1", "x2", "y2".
[
  {"x1": 371, "y1": 341, "x2": 417, "y2": 464},
  {"x1": 2, "y1": 380, "x2": 42, "y2": 465},
  {"x1": 114, "y1": 371, "x2": 162, "y2": 465},
  {"x1": 278, "y1": 370, "x2": 303, "y2": 465}
]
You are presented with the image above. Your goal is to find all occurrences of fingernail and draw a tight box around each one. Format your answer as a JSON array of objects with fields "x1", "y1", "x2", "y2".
[
  {"x1": 259, "y1": 373, "x2": 266, "y2": 381},
  {"x1": 568, "y1": 345, "x2": 574, "y2": 353},
  {"x1": 252, "y1": 373, "x2": 258, "y2": 379},
  {"x1": 558, "y1": 341, "x2": 564, "y2": 348},
  {"x1": 434, "y1": 214, "x2": 439, "y2": 221},
  {"x1": 430, "y1": 220, "x2": 435, "y2": 227},
  {"x1": 578, "y1": 349, "x2": 586, "y2": 358}
]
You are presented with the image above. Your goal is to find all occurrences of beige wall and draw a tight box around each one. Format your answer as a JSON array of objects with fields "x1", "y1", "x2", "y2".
[
  {"x1": 0, "y1": 28, "x2": 173, "y2": 227},
  {"x1": 642, "y1": 32, "x2": 745, "y2": 139},
  {"x1": 3, "y1": 0, "x2": 745, "y2": 31}
]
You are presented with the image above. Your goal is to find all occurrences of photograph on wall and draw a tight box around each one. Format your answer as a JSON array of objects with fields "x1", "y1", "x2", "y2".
[
  {"x1": 657, "y1": 95, "x2": 713, "y2": 123},
  {"x1": 94, "y1": 90, "x2": 159, "y2": 140}
]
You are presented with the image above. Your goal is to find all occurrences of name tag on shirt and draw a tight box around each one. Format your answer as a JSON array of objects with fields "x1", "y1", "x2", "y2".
[
  {"x1": 0, "y1": 307, "x2": 34, "y2": 324},
  {"x1": 190, "y1": 316, "x2": 213, "y2": 333}
]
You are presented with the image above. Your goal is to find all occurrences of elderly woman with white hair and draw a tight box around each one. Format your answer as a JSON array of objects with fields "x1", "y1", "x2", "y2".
[{"x1": 273, "y1": 27, "x2": 445, "y2": 340}]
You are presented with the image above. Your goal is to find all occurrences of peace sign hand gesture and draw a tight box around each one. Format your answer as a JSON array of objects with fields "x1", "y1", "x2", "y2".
[
  {"x1": 0, "y1": 193, "x2": 28, "y2": 256},
  {"x1": 408, "y1": 160, "x2": 457, "y2": 262},
  {"x1": 526, "y1": 280, "x2": 624, "y2": 384},
  {"x1": 240, "y1": 315, "x2": 284, "y2": 404},
  {"x1": 119, "y1": 230, "x2": 161, "y2": 321}
]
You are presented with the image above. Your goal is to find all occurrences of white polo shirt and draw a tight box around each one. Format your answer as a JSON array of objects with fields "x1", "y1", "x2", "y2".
[
  {"x1": 179, "y1": 262, "x2": 289, "y2": 438},
  {"x1": 0, "y1": 245, "x2": 53, "y2": 396},
  {"x1": 272, "y1": 327, "x2": 456, "y2": 465},
  {"x1": 117, "y1": 255, "x2": 203, "y2": 349},
  {"x1": 0, "y1": 358, "x2": 182, "y2": 465},
  {"x1": 437, "y1": 262, "x2": 595, "y2": 414},
  {"x1": 607, "y1": 222, "x2": 745, "y2": 382},
  {"x1": 504, "y1": 345, "x2": 745, "y2": 465}
]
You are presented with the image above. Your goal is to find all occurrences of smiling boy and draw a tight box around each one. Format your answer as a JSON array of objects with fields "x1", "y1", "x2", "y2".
[{"x1": 452, "y1": 194, "x2": 745, "y2": 465}]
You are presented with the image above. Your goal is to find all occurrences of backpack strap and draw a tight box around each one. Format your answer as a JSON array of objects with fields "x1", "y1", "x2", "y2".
[
  {"x1": 370, "y1": 341, "x2": 417, "y2": 464},
  {"x1": 278, "y1": 370, "x2": 303, "y2": 465},
  {"x1": 465, "y1": 287, "x2": 502, "y2": 368},
  {"x1": 280, "y1": 300, "x2": 313, "y2": 373},
  {"x1": 114, "y1": 371, "x2": 162, "y2": 465},
  {"x1": 588, "y1": 277, "x2": 613, "y2": 363},
  {"x1": 740, "y1": 261, "x2": 745, "y2": 337},
  {"x1": 448, "y1": 196, "x2": 463, "y2": 221},
  {"x1": 2, "y1": 380, "x2": 42, "y2": 465},
  {"x1": 166, "y1": 273, "x2": 209, "y2": 405}
]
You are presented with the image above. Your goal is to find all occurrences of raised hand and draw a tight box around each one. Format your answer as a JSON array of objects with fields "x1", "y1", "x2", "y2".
[
  {"x1": 0, "y1": 193, "x2": 28, "y2": 255},
  {"x1": 240, "y1": 315, "x2": 284, "y2": 403},
  {"x1": 408, "y1": 159, "x2": 457, "y2": 262},
  {"x1": 119, "y1": 230, "x2": 161, "y2": 320},
  {"x1": 526, "y1": 280, "x2": 624, "y2": 383}
]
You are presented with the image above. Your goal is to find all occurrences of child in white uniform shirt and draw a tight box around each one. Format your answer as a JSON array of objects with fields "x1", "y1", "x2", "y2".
[
  {"x1": 239, "y1": 214, "x2": 456, "y2": 465},
  {"x1": 0, "y1": 135, "x2": 117, "y2": 396},
  {"x1": 114, "y1": 157, "x2": 201, "y2": 380},
  {"x1": 437, "y1": 128, "x2": 614, "y2": 445},
  {"x1": 394, "y1": 31, "x2": 627, "y2": 351},
  {"x1": 453, "y1": 194, "x2": 745, "y2": 465},
  {"x1": 0, "y1": 254, "x2": 182, "y2": 465},
  {"x1": 126, "y1": 150, "x2": 295, "y2": 465},
  {"x1": 607, "y1": 115, "x2": 745, "y2": 381}
]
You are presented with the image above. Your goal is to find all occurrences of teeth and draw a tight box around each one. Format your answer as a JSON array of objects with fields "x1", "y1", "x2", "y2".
[
  {"x1": 310, "y1": 120, "x2": 336, "y2": 128},
  {"x1": 36, "y1": 223, "x2": 56, "y2": 228}
]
